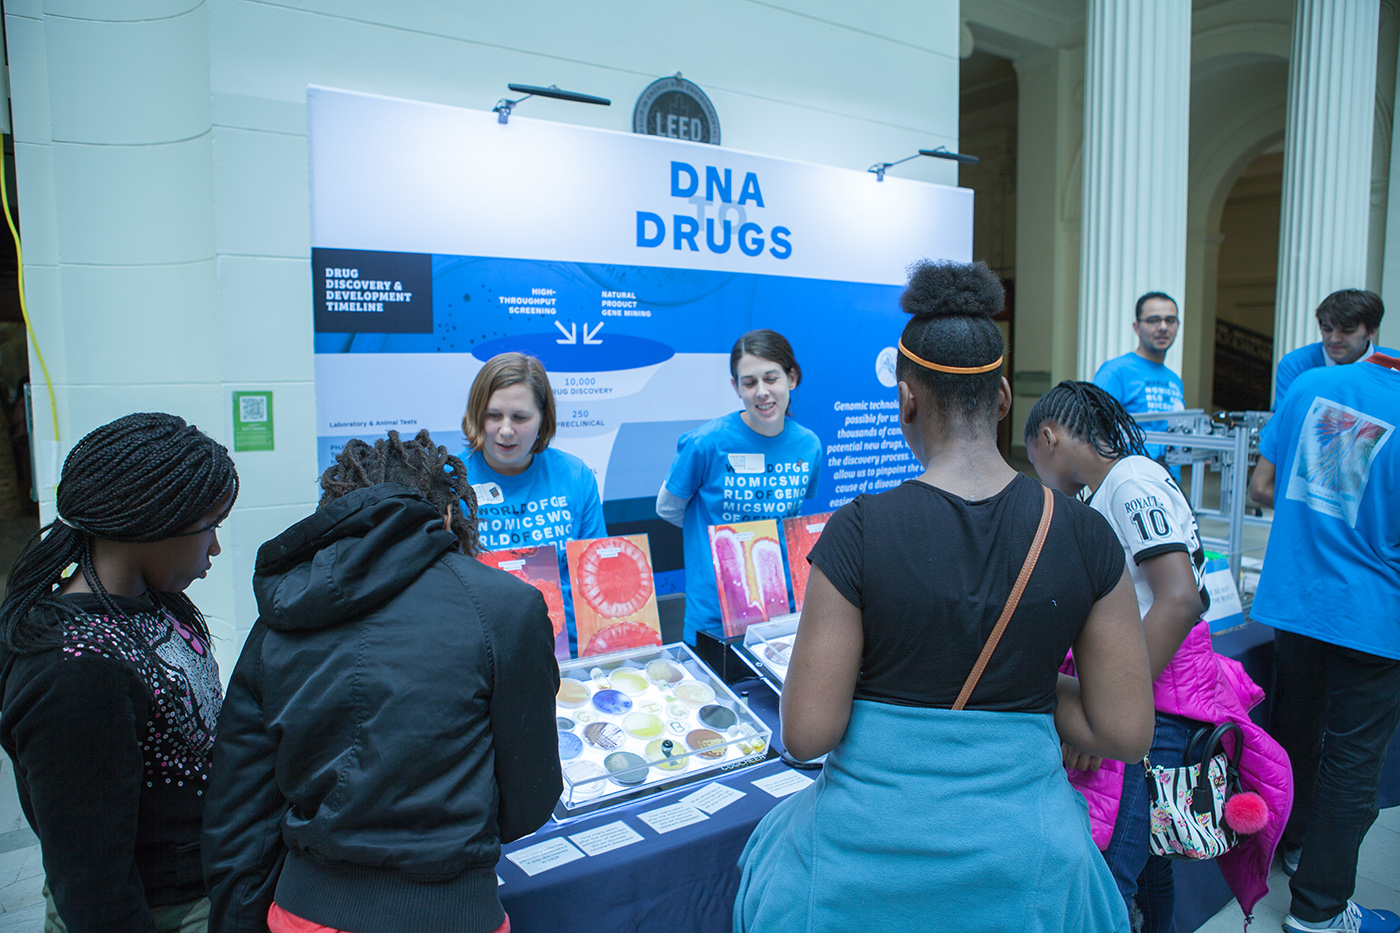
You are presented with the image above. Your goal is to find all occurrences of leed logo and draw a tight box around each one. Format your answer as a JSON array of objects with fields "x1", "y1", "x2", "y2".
[{"x1": 633, "y1": 75, "x2": 720, "y2": 145}]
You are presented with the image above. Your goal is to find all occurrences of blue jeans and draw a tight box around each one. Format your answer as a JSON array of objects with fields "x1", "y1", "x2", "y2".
[
  {"x1": 1271, "y1": 630, "x2": 1400, "y2": 923},
  {"x1": 1103, "y1": 711, "x2": 1198, "y2": 933}
]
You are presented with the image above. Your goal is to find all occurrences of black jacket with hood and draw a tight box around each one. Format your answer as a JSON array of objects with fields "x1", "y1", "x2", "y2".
[{"x1": 202, "y1": 484, "x2": 561, "y2": 933}]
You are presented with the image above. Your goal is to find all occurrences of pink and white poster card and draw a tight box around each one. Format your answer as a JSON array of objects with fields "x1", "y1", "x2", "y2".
[{"x1": 708, "y1": 519, "x2": 789, "y2": 639}]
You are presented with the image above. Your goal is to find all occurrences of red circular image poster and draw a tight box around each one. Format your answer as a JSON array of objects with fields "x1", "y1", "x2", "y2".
[
  {"x1": 566, "y1": 534, "x2": 663, "y2": 657},
  {"x1": 576, "y1": 537, "x2": 655, "y2": 618},
  {"x1": 583, "y1": 620, "x2": 664, "y2": 657}
]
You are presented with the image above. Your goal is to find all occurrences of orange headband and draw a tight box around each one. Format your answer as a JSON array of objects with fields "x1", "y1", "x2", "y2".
[{"x1": 897, "y1": 338, "x2": 1003, "y2": 375}]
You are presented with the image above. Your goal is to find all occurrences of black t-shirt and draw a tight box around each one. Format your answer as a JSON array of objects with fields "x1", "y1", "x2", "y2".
[{"x1": 809, "y1": 473, "x2": 1125, "y2": 713}]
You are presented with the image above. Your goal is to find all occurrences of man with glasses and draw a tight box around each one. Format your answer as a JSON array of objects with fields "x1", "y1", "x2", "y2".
[
  {"x1": 1093, "y1": 292, "x2": 1186, "y2": 478},
  {"x1": 1275, "y1": 289, "x2": 1394, "y2": 408}
]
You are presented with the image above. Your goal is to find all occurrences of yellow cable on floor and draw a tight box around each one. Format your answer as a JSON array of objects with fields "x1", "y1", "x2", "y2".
[{"x1": 0, "y1": 140, "x2": 58, "y2": 443}]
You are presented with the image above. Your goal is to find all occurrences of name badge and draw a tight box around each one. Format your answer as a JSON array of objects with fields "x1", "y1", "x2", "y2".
[
  {"x1": 472, "y1": 482, "x2": 505, "y2": 505},
  {"x1": 728, "y1": 453, "x2": 765, "y2": 474}
]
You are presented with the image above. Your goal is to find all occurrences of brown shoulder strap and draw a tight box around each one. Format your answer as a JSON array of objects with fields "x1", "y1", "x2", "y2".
[{"x1": 952, "y1": 484, "x2": 1055, "y2": 711}]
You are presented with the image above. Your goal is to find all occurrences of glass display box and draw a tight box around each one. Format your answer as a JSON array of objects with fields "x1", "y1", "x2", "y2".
[
  {"x1": 555, "y1": 643, "x2": 773, "y2": 819},
  {"x1": 734, "y1": 613, "x2": 799, "y2": 692}
]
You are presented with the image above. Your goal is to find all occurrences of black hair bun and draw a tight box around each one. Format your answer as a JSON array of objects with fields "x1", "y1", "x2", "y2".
[{"x1": 899, "y1": 260, "x2": 1004, "y2": 320}]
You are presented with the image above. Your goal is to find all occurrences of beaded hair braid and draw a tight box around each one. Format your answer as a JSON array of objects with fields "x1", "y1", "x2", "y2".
[
  {"x1": 1023, "y1": 380, "x2": 1149, "y2": 461},
  {"x1": 0, "y1": 412, "x2": 239, "y2": 654},
  {"x1": 318, "y1": 428, "x2": 480, "y2": 556}
]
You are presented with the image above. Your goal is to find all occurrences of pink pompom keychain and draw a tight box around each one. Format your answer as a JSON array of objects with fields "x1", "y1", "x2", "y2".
[{"x1": 1223, "y1": 791, "x2": 1269, "y2": 835}]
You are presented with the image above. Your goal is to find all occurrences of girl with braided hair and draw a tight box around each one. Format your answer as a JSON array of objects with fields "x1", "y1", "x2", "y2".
[
  {"x1": 203, "y1": 429, "x2": 560, "y2": 933},
  {"x1": 0, "y1": 411, "x2": 238, "y2": 932},
  {"x1": 1025, "y1": 381, "x2": 1291, "y2": 929},
  {"x1": 734, "y1": 262, "x2": 1152, "y2": 932}
]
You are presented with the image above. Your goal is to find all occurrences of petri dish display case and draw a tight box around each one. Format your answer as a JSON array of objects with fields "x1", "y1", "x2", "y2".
[
  {"x1": 734, "y1": 613, "x2": 799, "y2": 693},
  {"x1": 554, "y1": 643, "x2": 774, "y2": 820}
]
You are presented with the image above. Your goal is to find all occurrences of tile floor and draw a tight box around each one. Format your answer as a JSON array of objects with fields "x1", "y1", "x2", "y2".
[
  {"x1": 1193, "y1": 805, "x2": 1400, "y2": 932},
  {"x1": 0, "y1": 827, "x2": 44, "y2": 931}
]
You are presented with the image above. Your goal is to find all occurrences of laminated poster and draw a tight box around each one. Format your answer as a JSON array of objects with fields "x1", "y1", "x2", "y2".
[
  {"x1": 478, "y1": 545, "x2": 570, "y2": 661},
  {"x1": 781, "y1": 512, "x2": 833, "y2": 613},
  {"x1": 565, "y1": 535, "x2": 663, "y2": 658},
  {"x1": 709, "y1": 520, "x2": 789, "y2": 638}
]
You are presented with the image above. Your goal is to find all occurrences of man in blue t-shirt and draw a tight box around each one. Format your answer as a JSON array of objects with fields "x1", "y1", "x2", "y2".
[
  {"x1": 1274, "y1": 289, "x2": 1396, "y2": 408},
  {"x1": 1248, "y1": 355, "x2": 1400, "y2": 933},
  {"x1": 1093, "y1": 292, "x2": 1186, "y2": 475}
]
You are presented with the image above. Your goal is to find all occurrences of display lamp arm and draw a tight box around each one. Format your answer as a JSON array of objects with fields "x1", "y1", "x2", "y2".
[
  {"x1": 494, "y1": 83, "x2": 612, "y2": 124},
  {"x1": 868, "y1": 146, "x2": 979, "y2": 181}
]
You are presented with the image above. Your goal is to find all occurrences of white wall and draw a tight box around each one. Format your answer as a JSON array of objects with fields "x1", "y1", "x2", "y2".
[{"x1": 3, "y1": 0, "x2": 961, "y2": 677}]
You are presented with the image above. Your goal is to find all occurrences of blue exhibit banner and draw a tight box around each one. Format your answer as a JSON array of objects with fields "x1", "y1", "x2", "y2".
[
  {"x1": 315, "y1": 252, "x2": 922, "y2": 513},
  {"x1": 308, "y1": 87, "x2": 973, "y2": 577}
]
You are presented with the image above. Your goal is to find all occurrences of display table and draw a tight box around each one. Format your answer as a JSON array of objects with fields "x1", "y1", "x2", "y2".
[
  {"x1": 501, "y1": 624, "x2": 1400, "y2": 933},
  {"x1": 499, "y1": 679, "x2": 795, "y2": 933}
]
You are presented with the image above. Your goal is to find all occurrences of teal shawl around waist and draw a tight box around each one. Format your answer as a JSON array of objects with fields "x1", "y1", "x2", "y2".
[{"x1": 734, "y1": 700, "x2": 1129, "y2": 933}]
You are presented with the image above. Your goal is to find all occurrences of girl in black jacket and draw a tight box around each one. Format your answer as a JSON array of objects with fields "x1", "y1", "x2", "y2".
[
  {"x1": 203, "y1": 429, "x2": 561, "y2": 933},
  {"x1": 0, "y1": 412, "x2": 239, "y2": 933}
]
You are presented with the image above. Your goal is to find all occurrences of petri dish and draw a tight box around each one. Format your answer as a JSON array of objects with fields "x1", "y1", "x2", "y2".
[
  {"x1": 556, "y1": 716, "x2": 576, "y2": 731},
  {"x1": 582, "y1": 721, "x2": 626, "y2": 751},
  {"x1": 591, "y1": 689, "x2": 633, "y2": 716},
  {"x1": 646, "y1": 659, "x2": 684, "y2": 686},
  {"x1": 698, "y1": 704, "x2": 738, "y2": 731},
  {"x1": 604, "y1": 751, "x2": 649, "y2": 785},
  {"x1": 686, "y1": 728, "x2": 728, "y2": 760},
  {"x1": 764, "y1": 641, "x2": 793, "y2": 666},
  {"x1": 675, "y1": 681, "x2": 716, "y2": 708},
  {"x1": 556, "y1": 679, "x2": 590, "y2": 709},
  {"x1": 622, "y1": 712, "x2": 663, "y2": 739},
  {"x1": 557, "y1": 731, "x2": 583, "y2": 760},
  {"x1": 609, "y1": 670, "x2": 650, "y2": 696},
  {"x1": 646, "y1": 738, "x2": 688, "y2": 772},
  {"x1": 563, "y1": 761, "x2": 607, "y2": 800}
]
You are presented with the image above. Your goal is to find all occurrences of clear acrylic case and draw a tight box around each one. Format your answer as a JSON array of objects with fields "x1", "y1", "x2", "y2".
[
  {"x1": 735, "y1": 613, "x2": 799, "y2": 692},
  {"x1": 554, "y1": 643, "x2": 773, "y2": 820}
]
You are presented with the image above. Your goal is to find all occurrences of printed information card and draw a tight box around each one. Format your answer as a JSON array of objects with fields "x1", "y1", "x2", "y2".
[
  {"x1": 680, "y1": 782, "x2": 746, "y2": 814},
  {"x1": 638, "y1": 802, "x2": 710, "y2": 834},
  {"x1": 752, "y1": 770, "x2": 814, "y2": 798},
  {"x1": 567, "y1": 821, "x2": 644, "y2": 857},
  {"x1": 505, "y1": 837, "x2": 586, "y2": 876}
]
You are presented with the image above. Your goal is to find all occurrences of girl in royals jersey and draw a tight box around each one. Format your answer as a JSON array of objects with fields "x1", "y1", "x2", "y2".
[
  {"x1": 657, "y1": 330, "x2": 822, "y2": 646},
  {"x1": 1025, "y1": 381, "x2": 1291, "y2": 931},
  {"x1": 458, "y1": 353, "x2": 605, "y2": 652}
]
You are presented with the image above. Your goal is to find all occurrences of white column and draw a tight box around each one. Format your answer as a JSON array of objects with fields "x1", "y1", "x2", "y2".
[
  {"x1": 1077, "y1": 0, "x2": 1191, "y2": 380},
  {"x1": 1375, "y1": 4, "x2": 1400, "y2": 352},
  {"x1": 1274, "y1": 0, "x2": 1380, "y2": 361}
]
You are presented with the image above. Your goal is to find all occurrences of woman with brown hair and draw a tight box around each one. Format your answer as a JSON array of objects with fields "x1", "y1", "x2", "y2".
[{"x1": 460, "y1": 352, "x2": 605, "y2": 651}]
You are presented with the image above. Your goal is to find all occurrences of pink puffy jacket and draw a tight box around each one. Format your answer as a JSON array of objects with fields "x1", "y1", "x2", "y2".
[{"x1": 1063, "y1": 621, "x2": 1293, "y2": 918}]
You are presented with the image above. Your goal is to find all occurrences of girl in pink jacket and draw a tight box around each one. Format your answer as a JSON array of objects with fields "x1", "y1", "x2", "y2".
[{"x1": 1027, "y1": 382, "x2": 1292, "y2": 929}]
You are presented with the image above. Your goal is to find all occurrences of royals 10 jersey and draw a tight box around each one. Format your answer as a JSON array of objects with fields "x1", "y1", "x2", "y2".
[{"x1": 1087, "y1": 455, "x2": 1210, "y2": 620}]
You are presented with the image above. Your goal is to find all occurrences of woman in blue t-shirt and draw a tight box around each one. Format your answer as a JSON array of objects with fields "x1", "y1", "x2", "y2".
[
  {"x1": 657, "y1": 330, "x2": 822, "y2": 645},
  {"x1": 459, "y1": 353, "x2": 606, "y2": 649}
]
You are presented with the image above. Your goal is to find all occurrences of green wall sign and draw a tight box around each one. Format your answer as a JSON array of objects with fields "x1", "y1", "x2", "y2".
[{"x1": 232, "y1": 391, "x2": 274, "y2": 452}]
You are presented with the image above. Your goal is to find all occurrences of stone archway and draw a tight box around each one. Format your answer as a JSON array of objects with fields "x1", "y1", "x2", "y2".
[{"x1": 1181, "y1": 53, "x2": 1289, "y2": 410}]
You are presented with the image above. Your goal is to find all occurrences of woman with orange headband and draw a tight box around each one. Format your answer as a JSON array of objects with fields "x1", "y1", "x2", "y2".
[{"x1": 733, "y1": 260, "x2": 1153, "y2": 932}]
